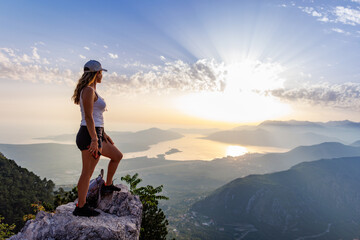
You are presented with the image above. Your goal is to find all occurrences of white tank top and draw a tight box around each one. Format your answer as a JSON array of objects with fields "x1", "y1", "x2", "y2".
[{"x1": 79, "y1": 87, "x2": 106, "y2": 127}]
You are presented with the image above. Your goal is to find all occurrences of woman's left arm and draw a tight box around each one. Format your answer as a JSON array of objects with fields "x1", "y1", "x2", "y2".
[{"x1": 103, "y1": 132, "x2": 114, "y2": 145}]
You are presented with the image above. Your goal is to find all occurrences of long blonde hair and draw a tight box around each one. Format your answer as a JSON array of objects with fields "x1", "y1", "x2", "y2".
[{"x1": 72, "y1": 72, "x2": 98, "y2": 104}]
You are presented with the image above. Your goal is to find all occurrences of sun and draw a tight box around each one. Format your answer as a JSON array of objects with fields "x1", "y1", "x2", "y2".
[
  {"x1": 175, "y1": 59, "x2": 292, "y2": 123},
  {"x1": 226, "y1": 146, "x2": 248, "y2": 157}
]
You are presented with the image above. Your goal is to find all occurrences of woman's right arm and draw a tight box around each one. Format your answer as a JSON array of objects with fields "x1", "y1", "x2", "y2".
[{"x1": 82, "y1": 87, "x2": 98, "y2": 154}]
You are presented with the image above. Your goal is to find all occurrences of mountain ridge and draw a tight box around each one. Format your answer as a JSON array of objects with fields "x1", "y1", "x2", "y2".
[
  {"x1": 190, "y1": 156, "x2": 360, "y2": 239},
  {"x1": 206, "y1": 119, "x2": 360, "y2": 147}
]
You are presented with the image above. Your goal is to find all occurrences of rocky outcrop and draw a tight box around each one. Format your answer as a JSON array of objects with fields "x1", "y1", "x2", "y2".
[{"x1": 10, "y1": 184, "x2": 142, "y2": 240}]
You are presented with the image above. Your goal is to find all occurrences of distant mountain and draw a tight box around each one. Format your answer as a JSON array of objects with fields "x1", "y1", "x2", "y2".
[
  {"x1": 351, "y1": 140, "x2": 360, "y2": 147},
  {"x1": 132, "y1": 127, "x2": 182, "y2": 140},
  {"x1": 168, "y1": 128, "x2": 220, "y2": 135},
  {"x1": 191, "y1": 157, "x2": 360, "y2": 239},
  {"x1": 259, "y1": 120, "x2": 325, "y2": 128},
  {"x1": 324, "y1": 120, "x2": 360, "y2": 128},
  {"x1": 251, "y1": 142, "x2": 360, "y2": 173},
  {"x1": 34, "y1": 133, "x2": 77, "y2": 142},
  {"x1": 204, "y1": 128, "x2": 273, "y2": 146},
  {"x1": 204, "y1": 128, "x2": 342, "y2": 148},
  {"x1": 205, "y1": 120, "x2": 360, "y2": 147},
  {"x1": 259, "y1": 119, "x2": 360, "y2": 129},
  {"x1": 34, "y1": 127, "x2": 183, "y2": 152},
  {"x1": 108, "y1": 128, "x2": 183, "y2": 152}
]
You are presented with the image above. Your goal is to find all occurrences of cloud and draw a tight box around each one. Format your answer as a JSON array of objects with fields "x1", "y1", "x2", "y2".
[
  {"x1": 312, "y1": 10, "x2": 322, "y2": 17},
  {"x1": 268, "y1": 82, "x2": 360, "y2": 109},
  {"x1": 279, "y1": 2, "x2": 295, "y2": 8},
  {"x1": 294, "y1": 3, "x2": 360, "y2": 32},
  {"x1": 84, "y1": 46, "x2": 90, "y2": 51},
  {"x1": 79, "y1": 55, "x2": 86, "y2": 59},
  {"x1": 42, "y1": 58, "x2": 50, "y2": 65},
  {"x1": 108, "y1": 53, "x2": 118, "y2": 59},
  {"x1": 332, "y1": 28, "x2": 350, "y2": 35},
  {"x1": 32, "y1": 47, "x2": 40, "y2": 60},
  {"x1": 123, "y1": 61, "x2": 154, "y2": 69},
  {"x1": 0, "y1": 48, "x2": 227, "y2": 94},
  {"x1": 103, "y1": 45, "x2": 108, "y2": 49},
  {"x1": 0, "y1": 48, "x2": 76, "y2": 86},
  {"x1": 318, "y1": 16, "x2": 330, "y2": 22},
  {"x1": 103, "y1": 58, "x2": 226, "y2": 94},
  {"x1": 334, "y1": 6, "x2": 360, "y2": 26},
  {"x1": 299, "y1": 6, "x2": 322, "y2": 17},
  {"x1": 0, "y1": 48, "x2": 288, "y2": 96},
  {"x1": 34, "y1": 41, "x2": 45, "y2": 46}
]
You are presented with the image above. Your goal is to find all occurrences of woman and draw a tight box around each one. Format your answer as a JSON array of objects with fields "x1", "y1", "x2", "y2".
[{"x1": 71, "y1": 60, "x2": 123, "y2": 217}]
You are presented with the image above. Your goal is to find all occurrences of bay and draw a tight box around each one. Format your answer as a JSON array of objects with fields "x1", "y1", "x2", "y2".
[{"x1": 124, "y1": 134, "x2": 289, "y2": 161}]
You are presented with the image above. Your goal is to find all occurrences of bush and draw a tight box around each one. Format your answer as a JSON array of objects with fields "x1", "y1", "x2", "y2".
[
  {"x1": 121, "y1": 173, "x2": 171, "y2": 240},
  {"x1": 0, "y1": 215, "x2": 16, "y2": 240}
]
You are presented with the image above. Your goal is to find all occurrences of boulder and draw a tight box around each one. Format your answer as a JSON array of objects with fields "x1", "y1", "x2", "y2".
[{"x1": 10, "y1": 184, "x2": 142, "y2": 240}]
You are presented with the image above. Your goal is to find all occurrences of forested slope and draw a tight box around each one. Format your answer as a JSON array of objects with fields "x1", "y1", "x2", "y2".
[{"x1": 0, "y1": 152, "x2": 54, "y2": 231}]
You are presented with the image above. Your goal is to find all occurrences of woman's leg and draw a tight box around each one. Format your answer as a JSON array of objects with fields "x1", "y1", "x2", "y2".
[
  {"x1": 101, "y1": 141, "x2": 123, "y2": 185},
  {"x1": 77, "y1": 149, "x2": 101, "y2": 207}
]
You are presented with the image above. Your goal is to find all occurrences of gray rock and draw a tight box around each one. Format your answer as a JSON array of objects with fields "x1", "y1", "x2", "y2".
[{"x1": 10, "y1": 184, "x2": 142, "y2": 240}]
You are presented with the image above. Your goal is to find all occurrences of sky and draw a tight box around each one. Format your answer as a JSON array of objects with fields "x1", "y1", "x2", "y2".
[{"x1": 1, "y1": 0, "x2": 360, "y2": 143}]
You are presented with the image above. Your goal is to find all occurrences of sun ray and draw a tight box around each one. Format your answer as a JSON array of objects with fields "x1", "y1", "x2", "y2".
[{"x1": 175, "y1": 59, "x2": 292, "y2": 123}]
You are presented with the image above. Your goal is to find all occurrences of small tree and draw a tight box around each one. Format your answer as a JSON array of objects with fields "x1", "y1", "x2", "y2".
[
  {"x1": 23, "y1": 186, "x2": 79, "y2": 222},
  {"x1": 0, "y1": 216, "x2": 16, "y2": 240},
  {"x1": 22, "y1": 203, "x2": 46, "y2": 221},
  {"x1": 121, "y1": 173, "x2": 170, "y2": 240},
  {"x1": 53, "y1": 186, "x2": 78, "y2": 209}
]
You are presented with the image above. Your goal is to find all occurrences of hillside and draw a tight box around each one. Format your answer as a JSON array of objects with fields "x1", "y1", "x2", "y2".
[
  {"x1": 251, "y1": 142, "x2": 360, "y2": 172},
  {"x1": 0, "y1": 152, "x2": 55, "y2": 231},
  {"x1": 190, "y1": 157, "x2": 360, "y2": 239}
]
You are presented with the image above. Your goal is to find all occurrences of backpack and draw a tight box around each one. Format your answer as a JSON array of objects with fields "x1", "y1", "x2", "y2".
[{"x1": 86, "y1": 169, "x2": 105, "y2": 208}]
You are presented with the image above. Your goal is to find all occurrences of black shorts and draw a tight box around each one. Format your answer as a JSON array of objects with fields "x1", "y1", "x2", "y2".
[{"x1": 76, "y1": 126, "x2": 105, "y2": 151}]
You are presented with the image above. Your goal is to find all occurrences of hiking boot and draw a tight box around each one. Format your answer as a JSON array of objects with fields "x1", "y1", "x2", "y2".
[
  {"x1": 101, "y1": 183, "x2": 121, "y2": 195},
  {"x1": 73, "y1": 203, "x2": 100, "y2": 217}
]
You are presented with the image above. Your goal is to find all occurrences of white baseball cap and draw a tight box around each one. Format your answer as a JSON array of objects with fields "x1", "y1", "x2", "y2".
[{"x1": 84, "y1": 60, "x2": 107, "y2": 72}]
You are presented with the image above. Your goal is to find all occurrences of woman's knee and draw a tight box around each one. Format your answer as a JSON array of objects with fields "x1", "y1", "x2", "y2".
[{"x1": 112, "y1": 151, "x2": 123, "y2": 163}]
